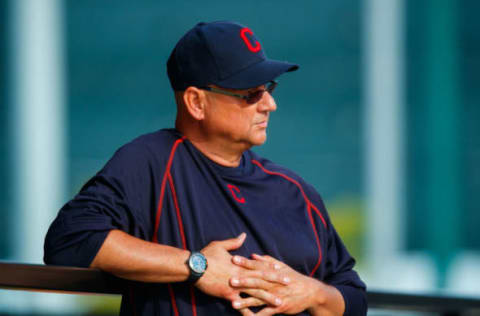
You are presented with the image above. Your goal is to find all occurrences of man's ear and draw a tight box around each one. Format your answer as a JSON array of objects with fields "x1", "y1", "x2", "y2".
[{"x1": 183, "y1": 87, "x2": 206, "y2": 120}]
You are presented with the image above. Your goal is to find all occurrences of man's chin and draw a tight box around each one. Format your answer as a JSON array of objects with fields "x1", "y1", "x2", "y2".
[{"x1": 250, "y1": 134, "x2": 267, "y2": 147}]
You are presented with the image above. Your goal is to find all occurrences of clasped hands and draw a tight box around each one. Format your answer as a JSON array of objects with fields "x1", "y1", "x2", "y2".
[
  {"x1": 231, "y1": 253, "x2": 326, "y2": 316},
  {"x1": 195, "y1": 233, "x2": 334, "y2": 316}
]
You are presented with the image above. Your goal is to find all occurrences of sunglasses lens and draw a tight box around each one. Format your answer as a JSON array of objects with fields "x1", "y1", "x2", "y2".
[
  {"x1": 246, "y1": 90, "x2": 264, "y2": 104},
  {"x1": 245, "y1": 81, "x2": 278, "y2": 104},
  {"x1": 266, "y1": 81, "x2": 277, "y2": 94}
]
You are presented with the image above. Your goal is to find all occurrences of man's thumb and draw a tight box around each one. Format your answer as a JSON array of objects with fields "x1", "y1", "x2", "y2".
[{"x1": 220, "y1": 233, "x2": 246, "y2": 251}]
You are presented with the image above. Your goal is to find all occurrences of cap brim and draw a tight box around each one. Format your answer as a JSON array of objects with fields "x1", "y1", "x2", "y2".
[{"x1": 215, "y1": 59, "x2": 299, "y2": 90}]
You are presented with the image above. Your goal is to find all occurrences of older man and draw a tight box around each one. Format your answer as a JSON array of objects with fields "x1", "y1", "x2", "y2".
[{"x1": 45, "y1": 21, "x2": 367, "y2": 316}]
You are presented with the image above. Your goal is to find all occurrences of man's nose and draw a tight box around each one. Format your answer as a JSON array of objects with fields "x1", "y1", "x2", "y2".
[{"x1": 258, "y1": 91, "x2": 277, "y2": 112}]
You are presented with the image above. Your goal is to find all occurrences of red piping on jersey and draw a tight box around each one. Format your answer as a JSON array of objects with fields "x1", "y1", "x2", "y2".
[
  {"x1": 151, "y1": 136, "x2": 198, "y2": 316},
  {"x1": 152, "y1": 136, "x2": 186, "y2": 243},
  {"x1": 310, "y1": 202, "x2": 327, "y2": 228},
  {"x1": 168, "y1": 172, "x2": 187, "y2": 249},
  {"x1": 151, "y1": 136, "x2": 185, "y2": 316},
  {"x1": 168, "y1": 284, "x2": 180, "y2": 316},
  {"x1": 168, "y1": 171, "x2": 199, "y2": 316},
  {"x1": 251, "y1": 159, "x2": 325, "y2": 276},
  {"x1": 306, "y1": 203, "x2": 322, "y2": 276}
]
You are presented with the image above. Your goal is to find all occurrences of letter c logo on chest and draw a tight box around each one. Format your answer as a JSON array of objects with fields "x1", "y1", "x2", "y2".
[
  {"x1": 240, "y1": 27, "x2": 261, "y2": 53},
  {"x1": 227, "y1": 184, "x2": 246, "y2": 204}
]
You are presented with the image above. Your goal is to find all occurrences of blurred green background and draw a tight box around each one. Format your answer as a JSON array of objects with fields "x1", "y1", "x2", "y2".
[{"x1": 1, "y1": 0, "x2": 479, "y2": 315}]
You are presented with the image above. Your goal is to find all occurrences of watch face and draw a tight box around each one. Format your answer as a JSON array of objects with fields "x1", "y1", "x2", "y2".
[{"x1": 190, "y1": 252, "x2": 207, "y2": 274}]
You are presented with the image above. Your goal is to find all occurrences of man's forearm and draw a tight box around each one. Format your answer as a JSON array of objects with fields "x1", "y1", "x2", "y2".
[
  {"x1": 90, "y1": 229, "x2": 191, "y2": 283},
  {"x1": 90, "y1": 230, "x2": 275, "y2": 308},
  {"x1": 307, "y1": 281, "x2": 345, "y2": 316}
]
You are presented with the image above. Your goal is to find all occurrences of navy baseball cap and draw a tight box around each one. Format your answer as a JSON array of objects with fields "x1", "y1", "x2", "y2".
[{"x1": 167, "y1": 21, "x2": 299, "y2": 91}]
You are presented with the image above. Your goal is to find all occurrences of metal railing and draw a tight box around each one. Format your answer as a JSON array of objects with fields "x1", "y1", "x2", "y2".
[{"x1": 1, "y1": 261, "x2": 480, "y2": 315}]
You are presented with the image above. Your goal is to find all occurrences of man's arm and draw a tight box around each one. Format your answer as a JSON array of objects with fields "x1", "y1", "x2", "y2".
[
  {"x1": 90, "y1": 229, "x2": 190, "y2": 283},
  {"x1": 91, "y1": 230, "x2": 283, "y2": 307}
]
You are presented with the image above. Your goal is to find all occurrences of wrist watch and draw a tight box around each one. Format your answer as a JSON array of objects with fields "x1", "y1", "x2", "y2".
[{"x1": 186, "y1": 251, "x2": 208, "y2": 283}]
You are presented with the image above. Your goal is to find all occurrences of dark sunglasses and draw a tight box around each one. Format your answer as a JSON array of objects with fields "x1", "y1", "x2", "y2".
[{"x1": 200, "y1": 80, "x2": 278, "y2": 104}]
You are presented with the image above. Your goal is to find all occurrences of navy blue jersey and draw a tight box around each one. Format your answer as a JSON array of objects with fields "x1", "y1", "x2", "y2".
[{"x1": 44, "y1": 129, "x2": 367, "y2": 316}]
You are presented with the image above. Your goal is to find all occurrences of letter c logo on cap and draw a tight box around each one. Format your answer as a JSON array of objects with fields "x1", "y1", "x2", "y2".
[{"x1": 240, "y1": 27, "x2": 261, "y2": 53}]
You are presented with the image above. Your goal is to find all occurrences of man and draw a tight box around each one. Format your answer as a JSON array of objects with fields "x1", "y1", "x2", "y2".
[{"x1": 44, "y1": 21, "x2": 367, "y2": 315}]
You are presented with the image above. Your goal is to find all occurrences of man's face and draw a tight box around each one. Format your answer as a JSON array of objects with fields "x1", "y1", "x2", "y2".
[{"x1": 203, "y1": 84, "x2": 278, "y2": 148}]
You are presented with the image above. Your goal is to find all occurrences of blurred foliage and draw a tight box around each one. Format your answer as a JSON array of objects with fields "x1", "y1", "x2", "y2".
[
  {"x1": 326, "y1": 196, "x2": 365, "y2": 266},
  {"x1": 78, "y1": 295, "x2": 120, "y2": 315}
]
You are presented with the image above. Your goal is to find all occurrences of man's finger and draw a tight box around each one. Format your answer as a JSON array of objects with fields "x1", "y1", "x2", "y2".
[
  {"x1": 232, "y1": 297, "x2": 266, "y2": 310},
  {"x1": 259, "y1": 270, "x2": 291, "y2": 285},
  {"x1": 231, "y1": 270, "x2": 290, "y2": 286},
  {"x1": 239, "y1": 308, "x2": 255, "y2": 316},
  {"x1": 233, "y1": 255, "x2": 279, "y2": 271},
  {"x1": 240, "y1": 289, "x2": 282, "y2": 307},
  {"x1": 218, "y1": 232, "x2": 246, "y2": 251},
  {"x1": 252, "y1": 253, "x2": 278, "y2": 265},
  {"x1": 231, "y1": 276, "x2": 273, "y2": 290}
]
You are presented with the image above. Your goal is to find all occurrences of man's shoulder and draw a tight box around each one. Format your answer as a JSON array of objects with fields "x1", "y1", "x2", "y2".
[
  {"x1": 116, "y1": 129, "x2": 182, "y2": 156},
  {"x1": 127, "y1": 128, "x2": 182, "y2": 149},
  {"x1": 101, "y1": 129, "x2": 182, "y2": 173},
  {"x1": 249, "y1": 151, "x2": 305, "y2": 182}
]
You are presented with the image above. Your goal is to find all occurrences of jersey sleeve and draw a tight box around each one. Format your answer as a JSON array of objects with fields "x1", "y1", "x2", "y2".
[
  {"x1": 305, "y1": 184, "x2": 368, "y2": 316},
  {"x1": 44, "y1": 141, "x2": 158, "y2": 268}
]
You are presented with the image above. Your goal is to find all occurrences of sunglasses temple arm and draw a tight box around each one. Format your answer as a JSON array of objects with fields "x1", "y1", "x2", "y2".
[{"x1": 206, "y1": 87, "x2": 247, "y2": 100}]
